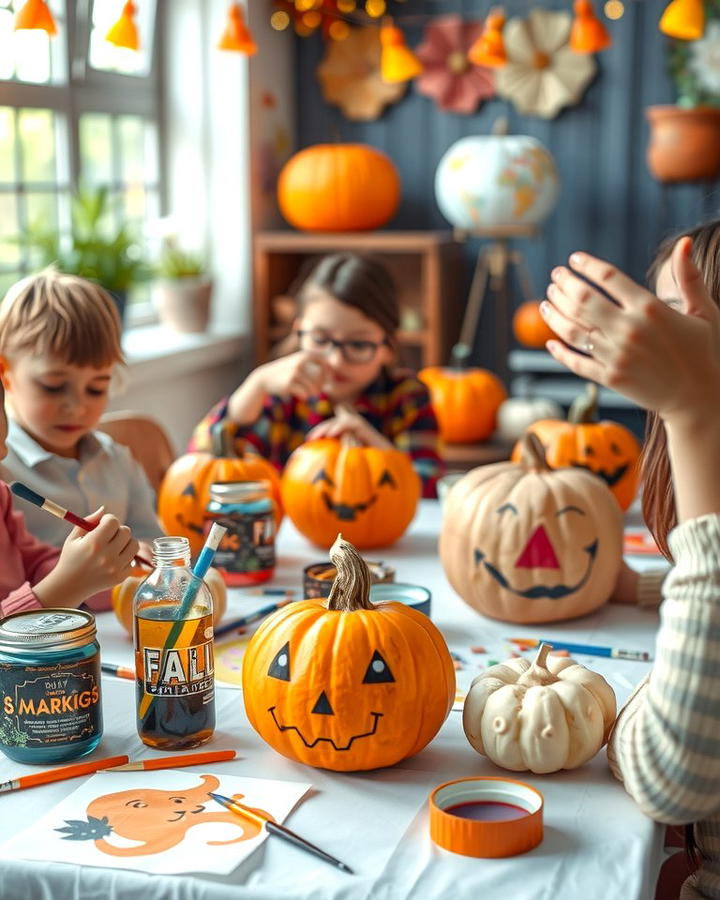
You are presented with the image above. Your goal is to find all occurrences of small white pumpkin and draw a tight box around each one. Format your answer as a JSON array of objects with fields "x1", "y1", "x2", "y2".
[
  {"x1": 463, "y1": 643, "x2": 616, "y2": 774},
  {"x1": 495, "y1": 396, "x2": 563, "y2": 443}
]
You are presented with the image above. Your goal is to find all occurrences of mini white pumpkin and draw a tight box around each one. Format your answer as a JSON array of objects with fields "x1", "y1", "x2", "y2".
[
  {"x1": 495, "y1": 397, "x2": 564, "y2": 442},
  {"x1": 463, "y1": 643, "x2": 616, "y2": 774}
]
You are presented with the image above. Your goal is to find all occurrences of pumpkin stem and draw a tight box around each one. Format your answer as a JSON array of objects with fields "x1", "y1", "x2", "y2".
[
  {"x1": 517, "y1": 642, "x2": 558, "y2": 687},
  {"x1": 211, "y1": 419, "x2": 244, "y2": 459},
  {"x1": 568, "y1": 382, "x2": 599, "y2": 425},
  {"x1": 519, "y1": 432, "x2": 551, "y2": 472},
  {"x1": 326, "y1": 534, "x2": 374, "y2": 612}
]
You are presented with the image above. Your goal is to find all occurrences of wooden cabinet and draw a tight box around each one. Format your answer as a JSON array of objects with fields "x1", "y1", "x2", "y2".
[{"x1": 253, "y1": 230, "x2": 463, "y2": 369}]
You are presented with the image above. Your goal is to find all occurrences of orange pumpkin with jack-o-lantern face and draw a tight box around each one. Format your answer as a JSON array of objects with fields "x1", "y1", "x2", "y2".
[
  {"x1": 242, "y1": 536, "x2": 455, "y2": 771},
  {"x1": 440, "y1": 433, "x2": 623, "y2": 624},
  {"x1": 280, "y1": 437, "x2": 420, "y2": 549}
]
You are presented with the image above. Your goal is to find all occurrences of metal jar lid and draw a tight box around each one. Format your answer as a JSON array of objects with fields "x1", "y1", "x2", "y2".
[
  {"x1": 0, "y1": 609, "x2": 97, "y2": 653},
  {"x1": 209, "y1": 481, "x2": 271, "y2": 503}
]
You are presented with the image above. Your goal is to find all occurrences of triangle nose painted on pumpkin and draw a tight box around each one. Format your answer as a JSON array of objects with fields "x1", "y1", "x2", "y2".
[
  {"x1": 311, "y1": 691, "x2": 334, "y2": 716},
  {"x1": 515, "y1": 524, "x2": 560, "y2": 570}
]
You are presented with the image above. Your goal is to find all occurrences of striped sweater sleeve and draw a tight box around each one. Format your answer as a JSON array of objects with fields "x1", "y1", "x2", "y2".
[{"x1": 607, "y1": 513, "x2": 720, "y2": 825}]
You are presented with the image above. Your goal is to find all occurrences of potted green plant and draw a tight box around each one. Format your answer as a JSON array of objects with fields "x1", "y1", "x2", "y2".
[
  {"x1": 14, "y1": 185, "x2": 149, "y2": 322},
  {"x1": 154, "y1": 242, "x2": 213, "y2": 333},
  {"x1": 647, "y1": 18, "x2": 720, "y2": 182}
]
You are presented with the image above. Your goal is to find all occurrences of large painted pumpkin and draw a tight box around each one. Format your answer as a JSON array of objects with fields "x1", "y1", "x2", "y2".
[
  {"x1": 440, "y1": 433, "x2": 623, "y2": 624},
  {"x1": 419, "y1": 365, "x2": 507, "y2": 444},
  {"x1": 512, "y1": 300, "x2": 557, "y2": 348},
  {"x1": 277, "y1": 143, "x2": 401, "y2": 232},
  {"x1": 511, "y1": 382, "x2": 642, "y2": 511},
  {"x1": 463, "y1": 643, "x2": 616, "y2": 774},
  {"x1": 242, "y1": 535, "x2": 455, "y2": 771},
  {"x1": 280, "y1": 436, "x2": 420, "y2": 549},
  {"x1": 158, "y1": 421, "x2": 282, "y2": 556},
  {"x1": 112, "y1": 567, "x2": 227, "y2": 636}
]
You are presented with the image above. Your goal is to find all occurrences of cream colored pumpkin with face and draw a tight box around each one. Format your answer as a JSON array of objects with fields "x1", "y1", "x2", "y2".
[
  {"x1": 440, "y1": 433, "x2": 623, "y2": 624},
  {"x1": 463, "y1": 643, "x2": 617, "y2": 774}
]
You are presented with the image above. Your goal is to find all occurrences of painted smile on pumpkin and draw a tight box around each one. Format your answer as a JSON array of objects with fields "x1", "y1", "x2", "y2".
[
  {"x1": 268, "y1": 707, "x2": 383, "y2": 750},
  {"x1": 571, "y1": 462, "x2": 629, "y2": 488},
  {"x1": 175, "y1": 514, "x2": 204, "y2": 536},
  {"x1": 474, "y1": 540, "x2": 599, "y2": 599},
  {"x1": 321, "y1": 492, "x2": 377, "y2": 521}
]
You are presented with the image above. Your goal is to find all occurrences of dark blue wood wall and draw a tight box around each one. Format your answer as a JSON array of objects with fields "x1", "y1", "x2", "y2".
[{"x1": 291, "y1": 0, "x2": 719, "y2": 420}]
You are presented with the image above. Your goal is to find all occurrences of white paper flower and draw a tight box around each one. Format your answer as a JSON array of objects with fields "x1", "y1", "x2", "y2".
[{"x1": 689, "y1": 21, "x2": 720, "y2": 94}]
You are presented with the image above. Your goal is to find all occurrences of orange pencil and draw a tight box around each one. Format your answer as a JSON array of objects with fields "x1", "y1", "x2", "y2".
[
  {"x1": 0, "y1": 754, "x2": 129, "y2": 794},
  {"x1": 106, "y1": 749, "x2": 238, "y2": 771}
]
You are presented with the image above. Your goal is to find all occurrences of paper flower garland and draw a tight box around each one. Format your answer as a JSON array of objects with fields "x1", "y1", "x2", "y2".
[
  {"x1": 317, "y1": 25, "x2": 405, "y2": 121},
  {"x1": 415, "y1": 15, "x2": 496, "y2": 114},
  {"x1": 668, "y1": 17, "x2": 720, "y2": 105},
  {"x1": 495, "y1": 9, "x2": 597, "y2": 119}
]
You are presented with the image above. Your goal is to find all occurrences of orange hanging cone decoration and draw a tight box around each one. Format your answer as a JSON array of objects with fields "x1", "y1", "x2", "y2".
[
  {"x1": 14, "y1": 0, "x2": 57, "y2": 35},
  {"x1": 106, "y1": 1, "x2": 139, "y2": 51},
  {"x1": 468, "y1": 9, "x2": 507, "y2": 68},
  {"x1": 380, "y1": 19, "x2": 423, "y2": 83},
  {"x1": 570, "y1": 0, "x2": 613, "y2": 53},
  {"x1": 218, "y1": 2, "x2": 257, "y2": 54},
  {"x1": 659, "y1": 0, "x2": 704, "y2": 40}
]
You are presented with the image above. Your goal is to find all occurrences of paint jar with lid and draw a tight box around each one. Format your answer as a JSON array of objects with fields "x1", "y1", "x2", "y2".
[
  {"x1": 204, "y1": 481, "x2": 276, "y2": 586},
  {"x1": 0, "y1": 609, "x2": 102, "y2": 764}
]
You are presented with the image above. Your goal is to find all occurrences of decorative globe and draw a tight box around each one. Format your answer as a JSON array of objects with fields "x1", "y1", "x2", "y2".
[{"x1": 435, "y1": 134, "x2": 560, "y2": 229}]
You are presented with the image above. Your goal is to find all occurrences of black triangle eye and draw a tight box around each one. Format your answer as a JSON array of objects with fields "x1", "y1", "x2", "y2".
[
  {"x1": 312, "y1": 468, "x2": 335, "y2": 486},
  {"x1": 181, "y1": 483, "x2": 196, "y2": 497},
  {"x1": 378, "y1": 470, "x2": 396, "y2": 488},
  {"x1": 610, "y1": 442, "x2": 622, "y2": 455},
  {"x1": 268, "y1": 642, "x2": 291, "y2": 681},
  {"x1": 362, "y1": 650, "x2": 394, "y2": 684}
]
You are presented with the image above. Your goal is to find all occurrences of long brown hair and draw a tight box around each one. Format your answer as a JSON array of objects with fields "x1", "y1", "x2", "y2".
[{"x1": 642, "y1": 220, "x2": 720, "y2": 560}]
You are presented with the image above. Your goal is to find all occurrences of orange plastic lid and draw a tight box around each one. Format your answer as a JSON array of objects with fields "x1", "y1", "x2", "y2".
[{"x1": 429, "y1": 776, "x2": 544, "y2": 858}]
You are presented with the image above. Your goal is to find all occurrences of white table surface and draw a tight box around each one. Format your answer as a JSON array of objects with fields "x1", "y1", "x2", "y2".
[{"x1": 0, "y1": 501, "x2": 668, "y2": 900}]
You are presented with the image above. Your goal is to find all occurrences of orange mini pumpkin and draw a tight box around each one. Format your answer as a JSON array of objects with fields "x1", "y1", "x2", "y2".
[
  {"x1": 419, "y1": 365, "x2": 506, "y2": 444},
  {"x1": 242, "y1": 535, "x2": 455, "y2": 771},
  {"x1": 111, "y1": 567, "x2": 227, "y2": 636},
  {"x1": 277, "y1": 143, "x2": 401, "y2": 232},
  {"x1": 511, "y1": 382, "x2": 642, "y2": 511},
  {"x1": 280, "y1": 436, "x2": 420, "y2": 549},
  {"x1": 512, "y1": 300, "x2": 557, "y2": 348},
  {"x1": 440, "y1": 433, "x2": 623, "y2": 624},
  {"x1": 158, "y1": 421, "x2": 282, "y2": 556}
]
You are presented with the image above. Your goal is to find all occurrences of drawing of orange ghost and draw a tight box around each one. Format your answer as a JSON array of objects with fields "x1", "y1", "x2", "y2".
[{"x1": 55, "y1": 774, "x2": 274, "y2": 857}]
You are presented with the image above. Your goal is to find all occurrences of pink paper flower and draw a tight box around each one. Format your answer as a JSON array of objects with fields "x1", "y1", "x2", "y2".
[{"x1": 415, "y1": 15, "x2": 496, "y2": 115}]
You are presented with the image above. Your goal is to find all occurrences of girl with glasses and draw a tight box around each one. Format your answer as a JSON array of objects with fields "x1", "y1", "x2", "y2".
[{"x1": 191, "y1": 253, "x2": 444, "y2": 497}]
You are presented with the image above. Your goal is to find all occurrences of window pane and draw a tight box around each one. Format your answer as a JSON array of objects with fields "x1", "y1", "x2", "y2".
[
  {"x1": 14, "y1": 29, "x2": 51, "y2": 83},
  {"x1": 0, "y1": 1, "x2": 66, "y2": 85},
  {"x1": 124, "y1": 184, "x2": 145, "y2": 221},
  {"x1": 25, "y1": 191, "x2": 59, "y2": 231},
  {"x1": 79, "y1": 113, "x2": 113, "y2": 185},
  {"x1": 0, "y1": 193, "x2": 20, "y2": 266},
  {"x1": 18, "y1": 109, "x2": 56, "y2": 182},
  {"x1": 118, "y1": 115, "x2": 144, "y2": 182},
  {"x1": 0, "y1": 270, "x2": 21, "y2": 300},
  {"x1": 89, "y1": 0, "x2": 156, "y2": 77},
  {"x1": 0, "y1": 8, "x2": 14, "y2": 80},
  {"x1": 0, "y1": 107, "x2": 15, "y2": 182}
]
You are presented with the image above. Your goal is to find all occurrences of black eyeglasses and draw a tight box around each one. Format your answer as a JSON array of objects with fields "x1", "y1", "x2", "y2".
[{"x1": 297, "y1": 330, "x2": 388, "y2": 365}]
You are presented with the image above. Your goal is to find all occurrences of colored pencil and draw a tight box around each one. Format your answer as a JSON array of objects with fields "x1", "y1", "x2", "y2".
[
  {"x1": 209, "y1": 792, "x2": 353, "y2": 874},
  {"x1": 10, "y1": 481, "x2": 153, "y2": 569},
  {"x1": 509, "y1": 637, "x2": 651, "y2": 662},
  {"x1": 107, "y1": 750, "x2": 237, "y2": 771},
  {"x1": 0, "y1": 755, "x2": 129, "y2": 794},
  {"x1": 101, "y1": 662, "x2": 135, "y2": 680},
  {"x1": 214, "y1": 599, "x2": 293, "y2": 639}
]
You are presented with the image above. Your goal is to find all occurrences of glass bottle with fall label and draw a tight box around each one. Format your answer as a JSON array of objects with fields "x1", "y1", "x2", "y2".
[{"x1": 133, "y1": 536, "x2": 215, "y2": 750}]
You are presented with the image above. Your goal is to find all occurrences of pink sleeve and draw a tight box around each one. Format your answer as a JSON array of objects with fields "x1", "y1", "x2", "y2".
[
  {"x1": 0, "y1": 583, "x2": 42, "y2": 617},
  {"x1": 5, "y1": 492, "x2": 60, "y2": 585},
  {"x1": 83, "y1": 588, "x2": 112, "y2": 612}
]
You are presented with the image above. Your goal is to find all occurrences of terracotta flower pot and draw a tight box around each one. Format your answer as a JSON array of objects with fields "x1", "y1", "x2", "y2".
[
  {"x1": 155, "y1": 277, "x2": 212, "y2": 333},
  {"x1": 646, "y1": 105, "x2": 720, "y2": 183}
]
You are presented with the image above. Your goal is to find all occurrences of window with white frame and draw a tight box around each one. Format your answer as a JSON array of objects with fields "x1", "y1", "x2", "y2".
[{"x1": 0, "y1": 0, "x2": 161, "y2": 322}]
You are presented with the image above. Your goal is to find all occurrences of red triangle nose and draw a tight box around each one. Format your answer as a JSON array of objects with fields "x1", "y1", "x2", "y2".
[{"x1": 515, "y1": 524, "x2": 560, "y2": 569}]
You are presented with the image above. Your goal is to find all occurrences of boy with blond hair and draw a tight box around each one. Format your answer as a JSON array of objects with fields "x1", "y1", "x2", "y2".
[{"x1": 0, "y1": 268, "x2": 160, "y2": 560}]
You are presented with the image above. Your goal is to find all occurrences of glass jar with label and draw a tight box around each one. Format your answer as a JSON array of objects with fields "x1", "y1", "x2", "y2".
[
  {"x1": 204, "y1": 481, "x2": 276, "y2": 586},
  {"x1": 0, "y1": 609, "x2": 102, "y2": 764}
]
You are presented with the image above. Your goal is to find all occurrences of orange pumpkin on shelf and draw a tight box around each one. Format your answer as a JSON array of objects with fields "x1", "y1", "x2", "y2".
[
  {"x1": 242, "y1": 535, "x2": 455, "y2": 771},
  {"x1": 277, "y1": 143, "x2": 401, "y2": 232},
  {"x1": 112, "y1": 567, "x2": 228, "y2": 636},
  {"x1": 158, "y1": 421, "x2": 282, "y2": 556},
  {"x1": 512, "y1": 300, "x2": 557, "y2": 348},
  {"x1": 280, "y1": 436, "x2": 420, "y2": 549},
  {"x1": 440, "y1": 433, "x2": 623, "y2": 625},
  {"x1": 510, "y1": 382, "x2": 641, "y2": 511},
  {"x1": 419, "y1": 365, "x2": 506, "y2": 444}
]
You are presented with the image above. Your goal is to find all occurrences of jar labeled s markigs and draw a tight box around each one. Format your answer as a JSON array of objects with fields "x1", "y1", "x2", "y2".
[{"x1": 0, "y1": 609, "x2": 102, "y2": 764}]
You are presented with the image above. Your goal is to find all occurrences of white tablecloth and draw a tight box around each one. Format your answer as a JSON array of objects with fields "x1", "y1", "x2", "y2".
[{"x1": 0, "y1": 501, "x2": 668, "y2": 900}]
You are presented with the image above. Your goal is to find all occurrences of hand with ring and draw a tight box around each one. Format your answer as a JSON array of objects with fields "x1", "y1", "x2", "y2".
[{"x1": 539, "y1": 238, "x2": 720, "y2": 423}]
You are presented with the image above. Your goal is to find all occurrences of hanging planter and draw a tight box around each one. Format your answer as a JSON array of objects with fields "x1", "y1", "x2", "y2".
[{"x1": 646, "y1": 105, "x2": 720, "y2": 182}]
